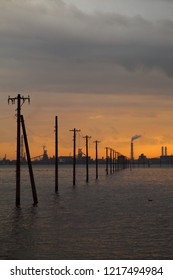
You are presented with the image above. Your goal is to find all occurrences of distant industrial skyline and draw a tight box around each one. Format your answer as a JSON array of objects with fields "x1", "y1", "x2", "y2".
[{"x1": 0, "y1": 0, "x2": 173, "y2": 159}]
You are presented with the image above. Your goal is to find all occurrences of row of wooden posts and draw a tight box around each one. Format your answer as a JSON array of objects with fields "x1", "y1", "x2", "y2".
[{"x1": 8, "y1": 94, "x2": 129, "y2": 207}]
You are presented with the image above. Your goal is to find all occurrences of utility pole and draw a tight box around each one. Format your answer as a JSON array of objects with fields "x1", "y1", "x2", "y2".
[
  {"x1": 69, "y1": 128, "x2": 80, "y2": 186},
  {"x1": 8, "y1": 94, "x2": 30, "y2": 207},
  {"x1": 114, "y1": 150, "x2": 117, "y2": 171},
  {"x1": 20, "y1": 135, "x2": 24, "y2": 161},
  {"x1": 110, "y1": 148, "x2": 113, "y2": 175},
  {"x1": 113, "y1": 149, "x2": 115, "y2": 173},
  {"x1": 105, "y1": 147, "x2": 109, "y2": 175},
  {"x1": 55, "y1": 116, "x2": 58, "y2": 193},
  {"x1": 93, "y1": 140, "x2": 100, "y2": 180},
  {"x1": 83, "y1": 135, "x2": 91, "y2": 182},
  {"x1": 117, "y1": 152, "x2": 120, "y2": 171}
]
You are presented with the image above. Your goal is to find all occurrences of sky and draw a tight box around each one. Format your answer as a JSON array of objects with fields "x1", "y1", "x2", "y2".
[{"x1": 1, "y1": 0, "x2": 173, "y2": 160}]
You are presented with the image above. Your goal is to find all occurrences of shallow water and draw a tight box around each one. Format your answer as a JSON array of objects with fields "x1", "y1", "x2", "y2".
[{"x1": 0, "y1": 165, "x2": 173, "y2": 259}]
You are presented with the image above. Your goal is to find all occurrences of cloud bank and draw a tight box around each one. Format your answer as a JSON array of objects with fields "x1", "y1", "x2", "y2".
[{"x1": 0, "y1": 0, "x2": 173, "y2": 95}]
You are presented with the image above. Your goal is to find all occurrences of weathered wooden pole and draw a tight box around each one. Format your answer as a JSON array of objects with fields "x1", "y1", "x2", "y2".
[
  {"x1": 105, "y1": 147, "x2": 109, "y2": 175},
  {"x1": 110, "y1": 148, "x2": 112, "y2": 175},
  {"x1": 70, "y1": 128, "x2": 80, "y2": 185},
  {"x1": 8, "y1": 94, "x2": 30, "y2": 207},
  {"x1": 117, "y1": 152, "x2": 120, "y2": 171},
  {"x1": 55, "y1": 115, "x2": 59, "y2": 192},
  {"x1": 20, "y1": 115, "x2": 38, "y2": 205},
  {"x1": 94, "y1": 140, "x2": 100, "y2": 180},
  {"x1": 73, "y1": 129, "x2": 76, "y2": 185},
  {"x1": 86, "y1": 136, "x2": 89, "y2": 183},
  {"x1": 16, "y1": 95, "x2": 21, "y2": 206},
  {"x1": 113, "y1": 149, "x2": 115, "y2": 173},
  {"x1": 83, "y1": 135, "x2": 91, "y2": 182}
]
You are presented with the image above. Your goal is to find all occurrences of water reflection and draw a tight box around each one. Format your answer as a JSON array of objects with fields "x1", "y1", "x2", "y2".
[{"x1": 0, "y1": 166, "x2": 173, "y2": 259}]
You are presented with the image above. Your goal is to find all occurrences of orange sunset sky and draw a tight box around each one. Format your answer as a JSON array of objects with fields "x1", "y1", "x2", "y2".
[{"x1": 1, "y1": 0, "x2": 173, "y2": 160}]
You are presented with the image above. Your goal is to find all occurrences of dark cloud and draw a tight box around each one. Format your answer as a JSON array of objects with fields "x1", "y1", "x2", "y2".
[
  {"x1": 151, "y1": 0, "x2": 172, "y2": 2},
  {"x1": 0, "y1": 0, "x2": 173, "y2": 94}
]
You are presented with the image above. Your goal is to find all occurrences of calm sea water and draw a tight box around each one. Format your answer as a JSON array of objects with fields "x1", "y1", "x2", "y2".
[{"x1": 0, "y1": 164, "x2": 173, "y2": 260}]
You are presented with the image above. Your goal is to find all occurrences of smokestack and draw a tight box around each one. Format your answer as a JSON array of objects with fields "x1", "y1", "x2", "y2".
[
  {"x1": 165, "y1": 146, "x2": 167, "y2": 156},
  {"x1": 130, "y1": 135, "x2": 141, "y2": 160},
  {"x1": 131, "y1": 141, "x2": 134, "y2": 160},
  {"x1": 161, "y1": 146, "x2": 164, "y2": 156}
]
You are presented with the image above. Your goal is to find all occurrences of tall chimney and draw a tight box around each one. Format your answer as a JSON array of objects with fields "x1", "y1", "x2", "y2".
[
  {"x1": 165, "y1": 146, "x2": 167, "y2": 156},
  {"x1": 130, "y1": 135, "x2": 141, "y2": 161},
  {"x1": 161, "y1": 146, "x2": 164, "y2": 156},
  {"x1": 131, "y1": 141, "x2": 134, "y2": 160}
]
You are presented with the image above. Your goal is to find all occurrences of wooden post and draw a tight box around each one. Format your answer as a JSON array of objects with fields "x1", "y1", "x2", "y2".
[
  {"x1": 55, "y1": 116, "x2": 58, "y2": 192},
  {"x1": 73, "y1": 129, "x2": 76, "y2": 185},
  {"x1": 105, "y1": 147, "x2": 109, "y2": 175},
  {"x1": 117, "y1": 152, "x2": 120, "y2": 171},
  {"x1": 16, "y1": 94, "x2": 21, "y2": 207},
  {"x1": 8, "y1": 94, "x2": 30, "y2": 207},
  {"x1": 84, "y1": 135, "x2": 91, "y2": 182},
  {"x1": 110, "y1": 148, "x2": 112, "y2": 175},
  {"x1": 113, "y1": 150, "x2": 115, "y2": 173},
  {"x1": 94, "y1": 140, "x2": 100, "y2": 180},
  {"x1": 20, "y1": 115, "x2": 38, "y2": 205},
  {"x1": 86, "y1": 136, "x2": 89, "y2": 183},
  {"x1": 70, "y1": 128, "x2": 80, "y2": 185}
]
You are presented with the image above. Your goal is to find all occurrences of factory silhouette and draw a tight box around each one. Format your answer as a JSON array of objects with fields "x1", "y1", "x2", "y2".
[{"x1": 1, "y1": 144, "x2": 173, "y2": 167}]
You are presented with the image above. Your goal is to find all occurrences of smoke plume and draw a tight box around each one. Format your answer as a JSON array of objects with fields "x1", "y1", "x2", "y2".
[{"x1": 131, "y1": 135, "x2": 141, "y2": 142}]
